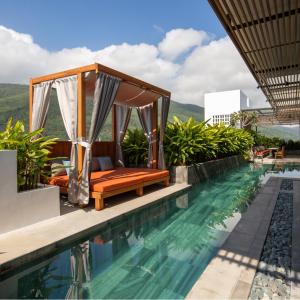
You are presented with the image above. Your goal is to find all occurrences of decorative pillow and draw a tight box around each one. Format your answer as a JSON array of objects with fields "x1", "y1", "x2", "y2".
[
  {"x1": 97, "y1": 156, "x2": 114, "y2": 171},
  {"x1": 91, "y1": 157, "x2": 100, "y2": 171},
  {"x1": 51, "y1": 162, "x2": 67, "y2": 177},
  {"x1": 63, "y1": 160, "x2": 71, "y2": 176}
]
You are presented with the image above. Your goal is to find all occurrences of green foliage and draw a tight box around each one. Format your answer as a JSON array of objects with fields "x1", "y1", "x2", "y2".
[
  {"x1": 165, "y1": 117, "x2": 218, "y2": 165},
  {"x1": 252, "y1": 131, "x2": 285, "y2": 148},
  {"x1": 0, "y1": 118, "x2": 58, "y2": 191},
  {"x1": 165, "y1": 117, "x2": 254, "y2": 166},
  {"x1": 122, "y1": 128, "x2": 148, "y2": 167},
  {"x1": 230, "y1": 111, "x2": 257, "y2": 130},
  {"x1": 122, "y1": 117, "x2": 254, "y2": 167},
  {"x1": 284, "y1": 139, "x2": 300, "y2": 150}
]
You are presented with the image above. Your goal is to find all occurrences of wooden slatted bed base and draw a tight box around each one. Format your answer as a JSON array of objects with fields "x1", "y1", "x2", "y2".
[{"x1": 59, "y1": 176, "x2": 170, "y2": 211}]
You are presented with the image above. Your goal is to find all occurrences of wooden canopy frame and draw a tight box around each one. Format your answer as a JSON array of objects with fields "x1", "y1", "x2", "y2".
[{"x1": 29, "y1": 63, "x2": 171, "y2": 171}]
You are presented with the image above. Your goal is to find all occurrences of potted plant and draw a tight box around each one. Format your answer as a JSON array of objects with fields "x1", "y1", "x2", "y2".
[{"x1": 0, "y1": 118, "x2": 60, "y2": 234}]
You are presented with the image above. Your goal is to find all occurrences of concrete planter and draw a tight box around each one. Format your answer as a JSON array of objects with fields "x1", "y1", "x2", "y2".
[
  {"x1": 170, "y1": 155, "x2": 246, "y2": 185},
  {"x1": 0, "y1": 150, "x2": 60, "y2": 235}
]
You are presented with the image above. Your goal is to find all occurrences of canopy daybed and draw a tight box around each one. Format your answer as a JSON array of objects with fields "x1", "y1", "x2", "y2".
[{"x1": 29, "y1": 63, "x2": 171, "y2": 210}]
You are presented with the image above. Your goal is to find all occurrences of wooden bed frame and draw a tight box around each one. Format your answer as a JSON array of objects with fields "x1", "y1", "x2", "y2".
[
  {"x1": 49, "y1": 141, "x2": 170, "y2": 210},
  {"x1": 59, "y1": 176, "x2": 170, "y2": 210}
]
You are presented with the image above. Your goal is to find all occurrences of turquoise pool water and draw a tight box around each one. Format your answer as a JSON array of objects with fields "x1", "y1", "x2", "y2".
[{"x1": 1, "y1": 163, "x2": 300, "y2": 299}]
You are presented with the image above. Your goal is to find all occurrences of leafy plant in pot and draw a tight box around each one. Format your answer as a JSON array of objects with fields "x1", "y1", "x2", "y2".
[{"x1": 0, "y1": 118, "x2": 58, "y2": 192}]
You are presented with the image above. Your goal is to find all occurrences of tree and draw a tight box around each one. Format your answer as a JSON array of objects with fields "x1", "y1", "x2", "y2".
[{"x1": 230, "y1": 111, "x2": 258, "y2": 131}]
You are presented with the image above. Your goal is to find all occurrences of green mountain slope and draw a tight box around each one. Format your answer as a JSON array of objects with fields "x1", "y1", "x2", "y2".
[
  {"x1": 0, "y1": 83, "x2": 204, "y2": 140},
  {"x1": 257, "y1": 125, "x2": 300, "y2": 141}
]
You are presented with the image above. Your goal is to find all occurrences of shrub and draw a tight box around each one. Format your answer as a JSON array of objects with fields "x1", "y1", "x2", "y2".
[
  {"x1": 122, "y1": 117, "x2": 254, "y2": 167},
  {"x1": 165, "y1": 117, "x2": 254, "y2": 166},
  {"x1": 164, "y1": 117, "x2": 218, "y2": 165},
  {"x1": 122, "y1": 128, "x2": 148, "y2": 167},
  {"x1": 0, "y1": 118, "x2": 58, "y2": 191}
]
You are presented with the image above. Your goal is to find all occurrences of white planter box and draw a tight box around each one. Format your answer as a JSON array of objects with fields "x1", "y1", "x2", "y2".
[{"x1": 0, "y1": 150, "x2": 60, "y2": 234}]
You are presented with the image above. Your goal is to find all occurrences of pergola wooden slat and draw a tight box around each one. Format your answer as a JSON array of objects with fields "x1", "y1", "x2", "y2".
[{"x1": 209, "y1": 0, "x2": 300, "y2": 124}]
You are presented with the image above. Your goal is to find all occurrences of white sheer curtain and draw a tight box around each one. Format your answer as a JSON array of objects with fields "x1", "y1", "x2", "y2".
[
  {"x1": 31, "y1": 81, "x2": 53, "y2": 132},
  {"x1": 137, "y1": 104, "x2": 154, "y2": 168},
  {"x1": 158, "y1": 96, "x2": 170, "y2": 169},
  {"x1": 77, "y1": 73, "x2": 120, "y2": 205},
  {"x1": 55, "y1": 76, "x2": 78, "y2": 204},
  {"x1": 115, "y1": 104, "x2": 132, "y2": 167}
]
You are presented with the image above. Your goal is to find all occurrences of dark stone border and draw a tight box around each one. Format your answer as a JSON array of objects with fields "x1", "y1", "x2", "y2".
[
  {"x1": 249, "y1": 180, "x2": 293, "y2": 299},
  {"x1": 170, "y1": 155, "x2": 246, "y2": 184}
]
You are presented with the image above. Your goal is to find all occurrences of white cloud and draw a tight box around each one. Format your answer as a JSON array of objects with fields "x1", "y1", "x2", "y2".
[
  {"x1": 0, "y1": 25, "x2": 266, "y2": 108},
  {"x1": 158, "y1": 28, "x2": 209, "y2": 61}
]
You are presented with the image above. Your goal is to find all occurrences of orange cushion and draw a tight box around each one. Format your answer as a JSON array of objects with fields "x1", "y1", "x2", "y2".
[
  {"x1": 48, "y1": 175, "x2": 69, "y2": 187},
  {"x1": 48, "y1": 168, "x2": 169, "y2": 193},
  {"x1": 123, "y1": 168, "x2": 169, "y2": 182},
  {"x1": 90, "y1": 169, "x2": 143, "y2": 192}
]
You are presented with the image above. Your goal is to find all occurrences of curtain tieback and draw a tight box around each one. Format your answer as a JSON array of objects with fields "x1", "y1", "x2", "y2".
[{"x1": 79, "y1": 141, "x2": 92, "y2": 150}]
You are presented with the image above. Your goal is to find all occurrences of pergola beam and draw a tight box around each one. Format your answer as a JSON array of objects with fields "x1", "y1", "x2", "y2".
[
  {"x1": 31, "y1": 63, "x2": 171, "y2": 98},
  {"x1": 209, "y1": 0, "x2": 300, "y2": 124},
  {"x1": 230, "y1": 8, "x2": 300, "y2": 31}
]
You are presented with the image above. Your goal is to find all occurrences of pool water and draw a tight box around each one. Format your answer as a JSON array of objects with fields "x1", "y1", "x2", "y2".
[{"x1": 1, "y1": 163, "x2": 300, "y2": 299}]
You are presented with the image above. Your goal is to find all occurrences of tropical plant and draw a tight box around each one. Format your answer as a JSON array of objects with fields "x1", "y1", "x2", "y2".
[
  {"x1": 0, "y1": 118, "x2": 58, "y2": 191},
  {"x1": 121, "y1": 117, "x2": 255, "y2": 167},
  {"x1": 165, "y1": 117, "x2": 254, "y2": 166},
  {"x1": 122, "y1": 128, "x2": 148, "y2": 167},
  {"x1": 165, "y1": 117, "x2": 219, "y2": 165},
  {"x1": 230, "y1": 111, "x2": 258, "y2": 130}
]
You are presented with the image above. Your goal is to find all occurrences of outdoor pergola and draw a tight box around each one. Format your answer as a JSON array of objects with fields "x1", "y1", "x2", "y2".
[
  {"x1": 209, "y1": 0, "x2": 300, "y2": 124},
  {"x1": 28, "y1": 63, "x2": 171, "y2": 209}
]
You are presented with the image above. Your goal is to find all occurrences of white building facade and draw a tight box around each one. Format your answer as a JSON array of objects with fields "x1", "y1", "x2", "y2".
[{"x1": 204, "y1": 90, "x2": 251, "y2": 125}]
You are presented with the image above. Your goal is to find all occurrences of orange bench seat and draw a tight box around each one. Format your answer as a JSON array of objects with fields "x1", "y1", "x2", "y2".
[{"x1": 48, "y1": 168, "x2": 169, "y2": 193}]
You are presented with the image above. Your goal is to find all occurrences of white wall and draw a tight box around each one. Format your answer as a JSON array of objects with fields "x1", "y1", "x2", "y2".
[
  {"x1": 0, "y1": 150, "x2": 60, "y2": 234},
  {"x1": 204, "y1": 90, "x2": 251, "y2": 125}
]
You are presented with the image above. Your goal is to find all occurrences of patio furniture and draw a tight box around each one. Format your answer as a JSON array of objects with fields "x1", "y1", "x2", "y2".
[
  {"x1": 275, "y1": 146, "x2": 285, "y2": 159},
  {"x1": 29, "y1": 63, "x2": 171, "y2": 210},
  {"x1": 268, "y1": 147, "x2": 279, "y2": 158},
  {"x1": 48, "y1": 167, "x2": 169, "y2": 210},
  {"x1": 255, "y1": 147, "x2": 270, "y2": 160}
]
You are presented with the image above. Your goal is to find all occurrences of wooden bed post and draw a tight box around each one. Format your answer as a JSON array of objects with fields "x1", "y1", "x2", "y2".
[
  {"x1": 152, "y1": 100, "x2": 158, "y2": 169},
  {"x1": 29, "y1": 79, "x2": 34, "y2": 132},
  {"x1": 77, "y1": 72, "x2": 86, "y2": 174}
]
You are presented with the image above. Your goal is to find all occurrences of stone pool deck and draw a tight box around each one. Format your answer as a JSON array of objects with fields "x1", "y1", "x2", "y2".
[
  {"x1": 0, "y1": 183, "x2": 190, "y2": 275},
  {"x1": 186, "y1": 177, "x2": 300, "y2": 300},
  {"x1": 254, "y1": 155, "x2": 300, "y2": 165}
]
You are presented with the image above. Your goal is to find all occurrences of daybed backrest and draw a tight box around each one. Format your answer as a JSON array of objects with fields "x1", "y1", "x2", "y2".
[{"x1": 49, "y1": 141, "x2": 116, "y2": 161}]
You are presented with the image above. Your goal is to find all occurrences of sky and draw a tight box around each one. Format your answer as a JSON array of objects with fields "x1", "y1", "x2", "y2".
[{"x1": 0, "y1": 0, "x2": 266, "y2": 107}]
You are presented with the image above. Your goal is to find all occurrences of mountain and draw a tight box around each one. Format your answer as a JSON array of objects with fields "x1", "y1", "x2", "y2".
[
  {"x1": 0, "y1": 83, "x2": 204, "y2": 140},
  {"x1": 257, "y1": 125, "x2": 300, "y2": 141}
]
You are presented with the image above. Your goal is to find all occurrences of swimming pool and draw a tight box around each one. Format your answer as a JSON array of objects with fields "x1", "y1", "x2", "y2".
[{"x1": 1, "y1": 163, "x2": 299, "y2": 299}]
